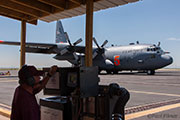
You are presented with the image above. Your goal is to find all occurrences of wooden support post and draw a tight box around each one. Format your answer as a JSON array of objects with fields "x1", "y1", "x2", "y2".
[
  {"x1": 20, "y1": 20, "x2": 26, "y2": 68},
  {"x1": 85, "y1": 0, "x2": 94, "y2": 67}
]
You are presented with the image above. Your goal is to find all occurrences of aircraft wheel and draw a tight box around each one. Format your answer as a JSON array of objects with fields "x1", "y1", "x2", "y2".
[
  {"x1": 98, "y1": 70, "x2": 101, "y2": 74},
  {"x1": 147, "y1": 70, "x2": 155, "y2": 75},
  {"x1": 106, "y1": 70, "x2": 112, "y2": 74},
  {"x1": 113, "y1": 71, "x2": 118, "y2": 74}
]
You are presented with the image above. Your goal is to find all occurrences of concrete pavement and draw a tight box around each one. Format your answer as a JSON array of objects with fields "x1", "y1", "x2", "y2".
[{"x1": 0, "y1": 69, "x2": 180, "y2": 120}]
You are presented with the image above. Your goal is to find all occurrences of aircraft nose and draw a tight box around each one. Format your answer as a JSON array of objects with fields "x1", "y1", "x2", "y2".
[{"x1": 161, "y1": 55, "x2": 173, "y2": 66}]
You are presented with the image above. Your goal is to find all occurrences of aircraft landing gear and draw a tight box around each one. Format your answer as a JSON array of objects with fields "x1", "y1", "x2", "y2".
[
  {"x1": 98, "y1": 70, "x2": 101, "y2": 74},
  {"x1": 106, "y1": 70, "x2": 118, "y2": 74},
  {"x1": 113, "y1": 70, "x2": 118, "y2": 74},
  {"x1": 106, "y1": 70, "x2": 112, "y2": 74},
  {"x1": 147, "y1": 70, "x2": 155, "y2": 75}
]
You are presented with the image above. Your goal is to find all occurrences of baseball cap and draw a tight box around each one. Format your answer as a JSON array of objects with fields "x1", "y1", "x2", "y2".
[{"x1": 18, "y1": 65, "x2": 44, "y2": 81}]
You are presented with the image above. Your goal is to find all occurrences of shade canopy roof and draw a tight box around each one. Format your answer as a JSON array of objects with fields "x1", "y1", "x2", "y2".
[{"x1": 0, "y1": 0, "x2": 139, "y2": 25}]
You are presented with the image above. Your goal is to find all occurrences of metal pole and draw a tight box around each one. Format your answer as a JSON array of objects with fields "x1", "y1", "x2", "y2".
[
  {"x1": 20, "y1": 20, "x2": 26, "y2": 68},
  {"x1": 85, "y1": 0, "x2": 93, "y2": 67}
]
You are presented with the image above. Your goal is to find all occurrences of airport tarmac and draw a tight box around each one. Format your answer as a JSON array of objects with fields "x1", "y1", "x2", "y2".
[{"x1": 0, "y1": 69, "x2": 180, "y2": 120}]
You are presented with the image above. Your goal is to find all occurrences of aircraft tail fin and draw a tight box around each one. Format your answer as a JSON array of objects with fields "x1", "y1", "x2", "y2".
[{"x1": 56, "y1": 20, "x2": 68, "y2": 43}]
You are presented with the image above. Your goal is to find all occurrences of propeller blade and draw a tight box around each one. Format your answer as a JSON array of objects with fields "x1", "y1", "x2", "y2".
[
  {"x1": 101, "y1": 40, "x2": 108, "y2": 48},
  {"x1": 64, "y1": 32, "x2": 72, "y2": 46},
  {"x1": 93, "y1": 51, "x2": 98, "y2": 59},
  {"x1": 93, "y1": 37, "x2": 100, "y2": 49},
  {"x1": 73, "y1": 38, "x2": 82, "y2": 46},
  {"x1": 92, "y1": 38, "x2": 107, "y2": 59},
  {"x1": 158, "y1": 42, "x2": 160, "y2": 46},
  {"x1": 102, "y1": 53, "x2": 106, "y2": 59},
  {"x1": 67, "y1": 39, "x2": 72, "y2": 47}
]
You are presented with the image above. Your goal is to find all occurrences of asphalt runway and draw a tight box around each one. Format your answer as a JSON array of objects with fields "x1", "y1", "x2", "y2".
[{"x1": 0, "y1": 69, "x2": 180, "y2": 120}]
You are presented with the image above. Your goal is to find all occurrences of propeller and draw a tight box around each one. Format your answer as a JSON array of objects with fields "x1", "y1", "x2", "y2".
[
  {"x1": 93, "y1": 37, "x2": 100, "y2": 49},
  {"x1": 93, "y1": 37, "x2": 108, "y2": 59},
  {"x1": 65, "y1": 32, "x2": 72, "y2": 47},
  {"x1": 93, "y1": 37, "x2": 108, "y2": 49},
  {"x1": 158, "y1": 42, "x2": 161, "y2": 46},
  {"x1": 73, "y1": 38, "x2": 82, "y2": 46},
  {"x1": 101, "y1": 40, "x2": 108, "y2": 48},
  {"x1": 60, "y1": 38, "x2": 82, "y2": 61}
]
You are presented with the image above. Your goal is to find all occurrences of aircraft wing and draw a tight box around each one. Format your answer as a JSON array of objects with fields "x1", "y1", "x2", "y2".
[
  {"x1": 73, "y1": 45, "x2": 86, "y2": 53},
  {"x1": 0, "y1": 40, "x2": 57, "y2": 54},
  {"x1": 0, "y1": 40, "x2": 87, "y2": 54}
]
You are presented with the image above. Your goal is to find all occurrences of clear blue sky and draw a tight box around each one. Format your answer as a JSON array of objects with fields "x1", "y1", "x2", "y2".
[{"x1": 0, "y1": 0, "x2": 180, "y2": 68}]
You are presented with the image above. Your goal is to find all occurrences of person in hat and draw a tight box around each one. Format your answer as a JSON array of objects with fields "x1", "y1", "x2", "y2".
[{"x1": 11, "y1": 65, "x2": 57, "y2": 120}]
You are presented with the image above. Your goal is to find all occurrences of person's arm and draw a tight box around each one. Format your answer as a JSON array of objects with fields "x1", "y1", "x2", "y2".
[{"x1": 33, "y1": 65, "x2": 57, "y2": 94}]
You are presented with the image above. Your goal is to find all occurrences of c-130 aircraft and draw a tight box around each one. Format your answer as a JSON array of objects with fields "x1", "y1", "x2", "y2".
[{"x1": 0, "y1": 21, "x2": 173, "y2": 75}]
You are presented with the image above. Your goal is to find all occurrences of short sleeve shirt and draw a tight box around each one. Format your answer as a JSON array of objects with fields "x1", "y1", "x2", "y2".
[{"x1": 11, "y1": 86, "x2": 40, "y2": 120}]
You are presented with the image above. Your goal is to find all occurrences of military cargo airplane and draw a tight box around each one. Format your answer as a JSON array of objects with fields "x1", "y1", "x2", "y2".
[{"x1": 0, "y1": 21, "x2": 173, "y2": 75}]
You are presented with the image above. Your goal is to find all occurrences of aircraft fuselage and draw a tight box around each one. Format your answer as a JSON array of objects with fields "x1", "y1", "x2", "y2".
[{"x1": 103, "y1": 44, "x2": 173, "y2": 72}]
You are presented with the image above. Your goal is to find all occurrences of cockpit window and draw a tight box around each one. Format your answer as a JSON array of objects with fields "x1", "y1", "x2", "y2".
[
  {"x1": 156, "y1": 47, "x2": 160, "y2": 50},
  {"x1": 147, "y1": 48, "x2": 155, "y2": 51},
  {"x1": 147, "y1": 46, "x2": 163, "y2": 54},
  {"x1": 147, "y1": 47, "x2": 161, "y2": 52}
]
